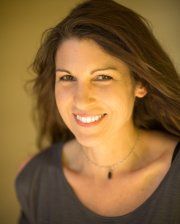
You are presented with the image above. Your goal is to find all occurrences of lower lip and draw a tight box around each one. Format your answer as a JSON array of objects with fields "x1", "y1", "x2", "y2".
[{"x1": 73, "y1": 114, "x2": 107, "y2": 127}]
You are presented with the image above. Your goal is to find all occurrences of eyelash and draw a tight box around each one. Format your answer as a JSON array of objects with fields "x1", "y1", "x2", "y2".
[{"x1": 57, "y1": 74, "x2": 113, "y2": 82}]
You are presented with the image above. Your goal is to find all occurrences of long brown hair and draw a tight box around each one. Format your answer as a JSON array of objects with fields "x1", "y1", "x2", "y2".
[{"x1": 30, "y1": 0, "x2": 180, "y2": 149}]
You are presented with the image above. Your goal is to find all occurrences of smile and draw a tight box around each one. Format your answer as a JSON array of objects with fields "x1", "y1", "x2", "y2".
[{"x1": 73, "y1": 113, "x2": 107, "y2": 127}]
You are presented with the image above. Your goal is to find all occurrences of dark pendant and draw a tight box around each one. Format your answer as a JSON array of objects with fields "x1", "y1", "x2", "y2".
[{"x1": 108, "y1": 170, "x2": 112, "y2": 179}]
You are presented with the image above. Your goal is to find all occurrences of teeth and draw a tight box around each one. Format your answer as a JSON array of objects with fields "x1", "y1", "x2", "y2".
[{"x1": 76, "y1": 114, "x2": 104, "y2": 123}]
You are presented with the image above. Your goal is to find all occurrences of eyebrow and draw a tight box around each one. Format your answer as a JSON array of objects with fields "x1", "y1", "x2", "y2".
[{"x1": 55, "y1": 66, "x2": 118, "y2": 75}]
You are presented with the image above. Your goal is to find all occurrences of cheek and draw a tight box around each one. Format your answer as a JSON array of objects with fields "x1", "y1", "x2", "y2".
[
  {"x1": 55, "y1": 87, "x2": 71, "y2": 119},
  {"x1": 106, "y1": 86, "x2": 135, "y2": 114},
  {"x1": 55, "y1": 86, "x2": 72, "y2": 104},
  {"x1": 55, "y1": 87, "x2": 73, "y2": 126}
]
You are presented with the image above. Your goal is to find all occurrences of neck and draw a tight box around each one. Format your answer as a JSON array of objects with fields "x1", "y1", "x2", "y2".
[{"x1": 77, "y1": 125, "x2": 143, "y2": 181}]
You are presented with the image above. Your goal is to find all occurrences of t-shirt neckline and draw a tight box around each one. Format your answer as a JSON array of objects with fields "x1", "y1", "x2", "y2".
[{"x1": 57, "y1": 141, "x2": 180, "y2": 222}]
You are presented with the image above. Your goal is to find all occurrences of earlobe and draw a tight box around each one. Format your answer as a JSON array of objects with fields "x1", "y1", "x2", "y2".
[{"x1": 135, "y1": 83, "x2": 148, "y2": 98}]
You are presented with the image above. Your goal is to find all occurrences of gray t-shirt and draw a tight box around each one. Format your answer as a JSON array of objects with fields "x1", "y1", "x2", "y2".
[{"x1": 15, "y1": 141, "x2": 180, "y2": 224}]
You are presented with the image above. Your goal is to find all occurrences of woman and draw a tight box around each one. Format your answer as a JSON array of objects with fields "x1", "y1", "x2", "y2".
[{"x1": 15, "y1": 0, "x2": 180, "y2": 223}]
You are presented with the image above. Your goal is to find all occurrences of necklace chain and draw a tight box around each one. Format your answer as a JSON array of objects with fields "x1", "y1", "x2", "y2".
[{"x1": 80, "y1": 130, "x2": 140, "y2": 172}]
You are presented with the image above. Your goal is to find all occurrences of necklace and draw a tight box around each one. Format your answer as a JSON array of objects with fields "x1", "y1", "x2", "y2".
[{"x1": 80, "y1": 130, "x2": 140, "y2": 180}]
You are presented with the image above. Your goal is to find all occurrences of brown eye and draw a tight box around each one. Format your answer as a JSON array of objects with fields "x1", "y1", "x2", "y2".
[
  {"x1": 59, "y1": 75, "x2": 76, "y2": 81},
  {"x1": 95, "y1": 75, "x2": 113, "y2": 81}
]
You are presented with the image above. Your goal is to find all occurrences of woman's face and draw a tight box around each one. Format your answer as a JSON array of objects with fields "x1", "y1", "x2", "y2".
[{"x1": 55, "y1": 38, "x2": 146, "y2": 144}]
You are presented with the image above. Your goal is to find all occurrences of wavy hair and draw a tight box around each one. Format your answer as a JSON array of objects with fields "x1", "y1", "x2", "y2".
[{"x1": 30, "y1": 0, "x2": 180, "y2": 148}]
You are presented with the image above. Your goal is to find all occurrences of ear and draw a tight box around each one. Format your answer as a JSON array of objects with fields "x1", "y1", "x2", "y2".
[{"x1": 134, "y1": 82, "x2": 148, "y2": 98}]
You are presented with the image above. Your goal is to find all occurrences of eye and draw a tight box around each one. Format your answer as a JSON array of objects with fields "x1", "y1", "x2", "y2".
[
  {"x1": 95, "y1": 75, "x2": 113, "y2": 81},
  {"x1": 56, "y1": 74, "x2": 113, "y2": 83},
  {"x1": 57, "y1": 75, "x2": 76, "y2": 81}
]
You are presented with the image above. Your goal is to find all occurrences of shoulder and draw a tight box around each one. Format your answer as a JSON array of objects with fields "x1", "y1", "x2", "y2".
[
  {"x1": 146, "y1": 130, "x2": 180, "y2": 182},
  {"x1": 16, "y1": 142, "x2": 63, "y2": 181},
  {"x1": 15, "y1": 142, "x2": 63, "y2": 201},
  {"x1": 15, "y1": 142, "x2": 63, "y2": 222},
  {"x1": 142, "y1": 130, "x2": 179, "y2": 157},
  {"x1": 135, "y1": 130, "x2": 180, "y2": 174}
]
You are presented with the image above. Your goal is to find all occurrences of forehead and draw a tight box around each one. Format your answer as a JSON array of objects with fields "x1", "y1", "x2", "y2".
[
  {"x1": 55, "y1": 37, "x2": 130, "y2": 75},
  {"x1": 56, "y1": 38, "x2": 113, "y2": 61}
]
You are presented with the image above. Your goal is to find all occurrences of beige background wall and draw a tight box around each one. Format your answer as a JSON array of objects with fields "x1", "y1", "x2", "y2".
[{"x1": 0, "y1": 0, "x2": 179, "y2": 223}]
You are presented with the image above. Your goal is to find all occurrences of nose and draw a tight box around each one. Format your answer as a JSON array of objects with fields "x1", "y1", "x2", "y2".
[{"x1": 73, "y1": 82, "x2": 95, "y2": 109}]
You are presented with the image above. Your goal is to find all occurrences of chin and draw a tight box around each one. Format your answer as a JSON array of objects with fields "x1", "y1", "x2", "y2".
[{"x1": 74, "y1": 133, "x2": 104, "y2": 147}]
